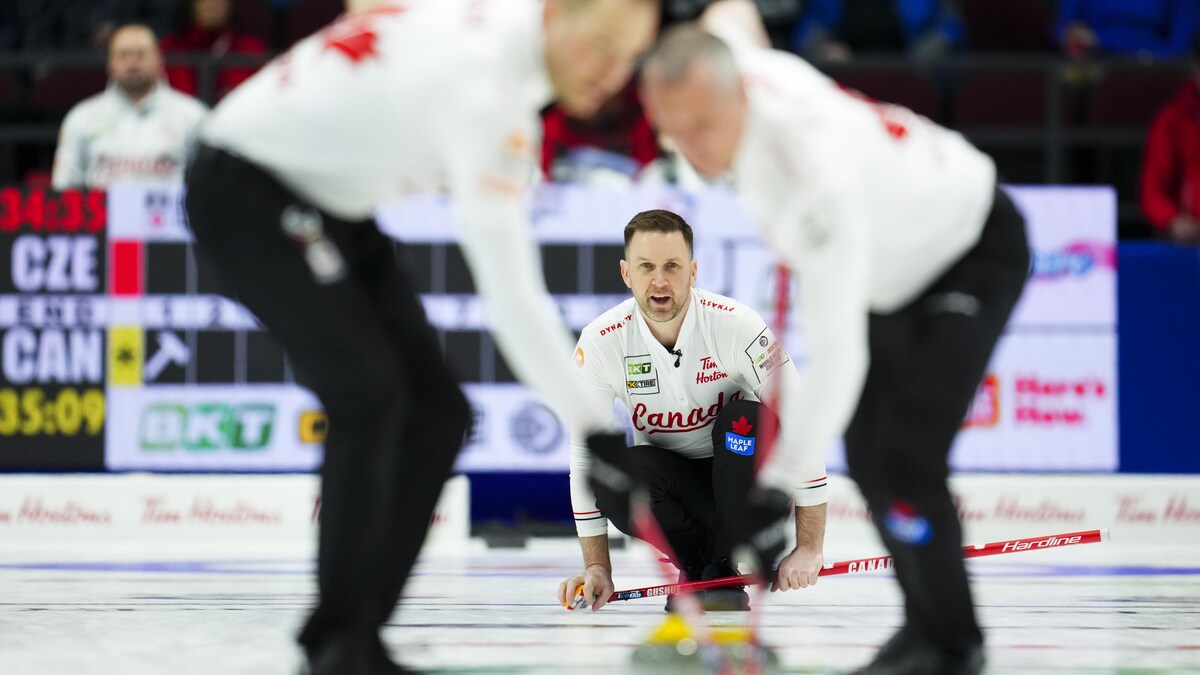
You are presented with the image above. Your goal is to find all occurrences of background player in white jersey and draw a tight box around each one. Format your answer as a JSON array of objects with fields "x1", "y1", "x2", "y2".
[
  {"x1": 555, "y1": 209, "x2": 828, "y2": 612},
  {"x1": 639, "y1": 25, "x2": 1030, "y2": 675},
  {"x1": 52, "y1": 24, "x2": 207, "y2": 189},
  {"x1": 183, "y1": 1, "x2": 657, "y2": 673}
]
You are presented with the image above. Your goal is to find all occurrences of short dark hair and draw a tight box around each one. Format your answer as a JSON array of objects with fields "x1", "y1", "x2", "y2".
[{"x1": 624, "y1": 209, "x2": 694, "y2": 257}]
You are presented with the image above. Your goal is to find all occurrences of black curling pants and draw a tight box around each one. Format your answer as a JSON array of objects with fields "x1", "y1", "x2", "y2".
[
  {"x1": 844, "y1": 187, "x2": 1030, "y2": 656},
  {"x1": 185, "y1": 145, "x2": 471, "y2": 652},
  {"x1": 594, "y1": 398, "x2": 767, "y2": 576}
]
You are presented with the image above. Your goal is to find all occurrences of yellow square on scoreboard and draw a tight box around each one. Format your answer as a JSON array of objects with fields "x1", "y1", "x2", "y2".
[
  {"x1": 107, "y1": 326, "x2": 144, "y2": 386},
  {"x1": 298, "y1": 411, "x2": 328, "y2": 444}
]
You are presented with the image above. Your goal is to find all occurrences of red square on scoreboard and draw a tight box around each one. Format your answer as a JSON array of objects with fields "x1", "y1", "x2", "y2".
[{"x1": 109, "y1": 240, "x2": 144, "y2": 296}]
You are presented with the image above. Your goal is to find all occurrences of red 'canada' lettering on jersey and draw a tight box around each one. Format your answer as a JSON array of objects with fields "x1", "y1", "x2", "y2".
[
  {"x1": 631, "y1": 390, "x2": 744, "y2": 435},
  {"x1": 568, "y1": 287, "x2": 828, "y2": 537}
]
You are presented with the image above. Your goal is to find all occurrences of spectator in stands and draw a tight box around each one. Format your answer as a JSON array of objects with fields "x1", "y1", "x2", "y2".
[
  {"x1": 542, "y1": 84, "x2": 660, "y2": 185},
  {"x1": 160, "y1": 0, "x2": 268, "y2": 101},
  {"x1": 791, "y1": 0, "x2": 967, "y2": 63},
  {"x1": 1140, "y1": 55, "x2": 1200, "y2": 244},
  {"x1": 1056, "y1": 0, "x2": 1200, "y2": 59},
  {"x1": 52, "y1": 24, "x2": 207, "y2": 189}
]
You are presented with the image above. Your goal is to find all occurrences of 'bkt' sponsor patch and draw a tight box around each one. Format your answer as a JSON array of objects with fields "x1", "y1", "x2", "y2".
[
  {"x1": 624, "y1": 355, "x2": 659, "y2": 395},
  {"x1": 725, "y1": 433, "x2": 755, "y2": 455},
  {"x1": 744, "y1": 328, "x2": 791, "y2": 383}
]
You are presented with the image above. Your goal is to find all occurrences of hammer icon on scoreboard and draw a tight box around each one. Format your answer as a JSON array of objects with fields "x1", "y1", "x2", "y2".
[{"x1": 144, "y1": 331, "x2": 191, "y2": 381}]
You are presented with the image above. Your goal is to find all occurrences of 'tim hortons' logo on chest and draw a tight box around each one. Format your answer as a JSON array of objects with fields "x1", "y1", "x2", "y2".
[
  {"x1": 624, "y1": 355, "x2": 658, "y2": 395},
  {"x1": 696, "y1": 356, "x2": 729, "y2": 385}
]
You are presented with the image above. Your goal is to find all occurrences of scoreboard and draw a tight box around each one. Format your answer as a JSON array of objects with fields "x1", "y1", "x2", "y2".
[
  {"x1": 0, "y1": 188, "x2": 108, "y2": 469},
  {"x1": 0, "y1": 183, "x2": 1118, "y2": 473}
]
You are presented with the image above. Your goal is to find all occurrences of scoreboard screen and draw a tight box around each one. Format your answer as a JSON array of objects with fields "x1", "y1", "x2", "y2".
[
  {"x1": 0, "y1": 188, "x2": 108, "y2": 469},
  {"x1": 0, "y1": 183, "x2": 1118, "y2": 473}
]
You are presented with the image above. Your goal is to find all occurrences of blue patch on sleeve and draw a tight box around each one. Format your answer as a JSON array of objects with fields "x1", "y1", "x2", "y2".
[{"x1": 724, "y1": 433, "x2": 755, "y2": 456}]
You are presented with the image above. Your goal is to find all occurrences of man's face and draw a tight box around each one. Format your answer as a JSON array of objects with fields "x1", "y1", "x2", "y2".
[
  {"x1": 543, "y1": 0, "x2": 658, "y2": 118},
  {"x1": 108, "y1": 27, "x2": 162, "y2": 98},
  {"x1": 621, "y1": 230, "x2": 697, "y2": 325},
  {"x1": 642, "y1": 63, "x2": 747, "y2": 178}
]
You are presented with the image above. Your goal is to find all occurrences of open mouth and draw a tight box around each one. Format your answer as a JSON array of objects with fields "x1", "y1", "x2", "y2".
[{"x1": 650, "y1": 295, "x2": 671, "y2": 307}]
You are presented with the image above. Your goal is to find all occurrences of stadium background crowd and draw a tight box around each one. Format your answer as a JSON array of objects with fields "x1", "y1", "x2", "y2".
[{"x1": 0, "y1": 0, "x2": 1198, "y2": 241}]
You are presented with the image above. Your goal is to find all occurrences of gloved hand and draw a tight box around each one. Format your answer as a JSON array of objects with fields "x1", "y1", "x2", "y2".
[{"x1": 729, "y1": 485, "x2": 793, "y2": 581}]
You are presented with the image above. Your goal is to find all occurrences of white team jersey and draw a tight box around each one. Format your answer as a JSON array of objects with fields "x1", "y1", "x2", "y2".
[
  {"x1": 714, "y1": 27, "x2": 998, "y2": 492},
  {"x1": 201, "y1": 1, "x2": 612, "y2": 434},
  {"x1": 569, "y1": 288, "x2": 829, "y2": 537},
  {"x1": 52, "y1": 83, "x2": 208, "y2": 189},
  {"x1": 201, "y1": 1, "x2": 548, "y2": 221}
]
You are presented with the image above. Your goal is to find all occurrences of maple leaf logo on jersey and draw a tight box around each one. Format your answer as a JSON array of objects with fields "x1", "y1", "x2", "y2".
[
  {"x1": 731, "y1": 416, "x2": 753, "y2": 436},
  {"x1": 322, "y1": 6, "x2": 405, "y2": 64}
]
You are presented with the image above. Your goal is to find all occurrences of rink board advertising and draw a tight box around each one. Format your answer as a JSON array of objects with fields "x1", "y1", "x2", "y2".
[{"x1": 0, "y1": 184, "x2": 1117, "y2": 473}]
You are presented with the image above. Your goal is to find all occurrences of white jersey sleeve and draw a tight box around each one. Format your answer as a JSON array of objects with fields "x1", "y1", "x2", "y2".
[
  {"x1": 445, "y1": 106, "x2": 613, "y2": 437},
  {"x1": 710, "y1": 31, "x2": 870, "y2": 493},
  {"x1": 726, "y1": 304, "x2": 830, "y2": 506},
  {"x1": 51, "y1": 106, "x2": 89, "y2": 190},
  {"x1": 745, "y1": 127, "x2": 871, "y2": 499},
  {"x1": 566, "y1": 330, "x2": 622, "y2": 537},
  {"x1": 719, "y1": 27, "x2": 993, "y2": 497}
]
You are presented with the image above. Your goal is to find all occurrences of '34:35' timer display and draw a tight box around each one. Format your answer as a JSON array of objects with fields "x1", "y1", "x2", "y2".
[{"x1": 0, "y1": 187, "x2": 105, "y2": 233}]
